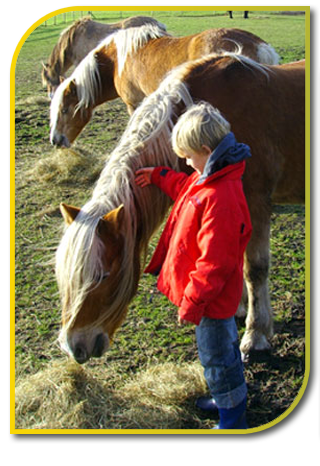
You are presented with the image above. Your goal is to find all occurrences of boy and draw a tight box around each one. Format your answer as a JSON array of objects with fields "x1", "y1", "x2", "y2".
[{"x1": 135, "y1": 102, "x2": 252, "y2": 429}]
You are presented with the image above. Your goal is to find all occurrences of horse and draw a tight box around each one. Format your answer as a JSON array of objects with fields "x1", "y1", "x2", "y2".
[
  {"x1": 55, "y1": 53, "x2": 305, "y2": 363},
  {"x1": 42, "y1": 16, "x2": 167, "y2": 98},
  {"x1": 50, "y1": 24, "x2": 280, "y2": 147}
]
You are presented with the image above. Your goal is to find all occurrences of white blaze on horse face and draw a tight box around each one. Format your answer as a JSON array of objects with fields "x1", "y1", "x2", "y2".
[
  {"x1": 50, "y1": 78, "x2": 75, "y2": 147},
  {"x1": 50, "y1": 88, "x2": 92, "y2": 147}
]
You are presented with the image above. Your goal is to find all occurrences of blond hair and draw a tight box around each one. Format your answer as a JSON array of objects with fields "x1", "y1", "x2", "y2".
[{"x1": 171, "y1": 102, "x2": 231, "y2": 158}]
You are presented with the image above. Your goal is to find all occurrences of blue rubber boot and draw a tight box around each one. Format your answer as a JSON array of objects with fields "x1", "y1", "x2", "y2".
[
  {"x1": 195, "y1": 396, "x2": 218, "y2": 413},
  {"x1": 214, "y1": 397, "x2": 247, "y2": 429}
]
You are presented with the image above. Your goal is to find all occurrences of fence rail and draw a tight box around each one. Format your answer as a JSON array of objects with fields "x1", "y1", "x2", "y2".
[
  {"x1": 42, "y1": 10, "x2": 305, "y2": 27},
  {"x1": 42, "y1": 10, "x2": 219, "y2": 27},
  {"x1": 14, "y1": 10, "x2": 99, "y2": 29}
]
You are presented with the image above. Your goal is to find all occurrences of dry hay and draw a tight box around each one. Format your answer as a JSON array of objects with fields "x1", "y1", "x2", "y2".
[
  {"x1": 119, "y1": 362, "x2": 208, "y2": 429},
  {"x1": 28, "y1": 147, "x2": 106, "y2": 185},
  {"x1": 16, "y1": 95, "x2": 50, "y2": 107},
  {"x1": 15, "y1": 359, "x2": 208, "y2": 430}
]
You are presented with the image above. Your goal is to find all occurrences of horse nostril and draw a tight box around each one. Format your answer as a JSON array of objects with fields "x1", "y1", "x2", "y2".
[
  {"x1": 50, "y1": 133, "x2": 60, "y2": 147},
  {"x1": 51, "y1": 133, "x2": 70, "y2": 148},
  {"x1": 74, "y1": 344, "x2": 88, "y2": 364},
  {"x1": 92, "y1": 333, "x2": 105, "y2": 358}
]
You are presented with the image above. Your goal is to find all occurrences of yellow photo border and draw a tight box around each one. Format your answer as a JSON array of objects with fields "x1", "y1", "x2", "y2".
[{"x1": 11, "y1": 5, "x2": 311, "y2": 435}]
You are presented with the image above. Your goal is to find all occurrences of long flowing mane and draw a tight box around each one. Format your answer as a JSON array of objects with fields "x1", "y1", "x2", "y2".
[
  {"x1": 43, "y1": 17, "x2": 167, "y2": 92},
  {"x1": 101, "y1": 24, "x2": 169, "y2": 75},
  {"x1": 50, "y1": 24, "x2": 169, "y2": 124},
  {"x1": 56, "y1": 52, "x2": 270, "y2": 332},
  {"x1": 54, "y1": 48, "x2": 304, "y2": 360},
  {"x1": 55, "y1": 63, "x2": 193, "y2": 331}
]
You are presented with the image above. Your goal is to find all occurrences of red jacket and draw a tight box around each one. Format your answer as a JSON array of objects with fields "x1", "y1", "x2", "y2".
[{"x1": 145, "y1": 161, "x2": 252, "y2": 325}]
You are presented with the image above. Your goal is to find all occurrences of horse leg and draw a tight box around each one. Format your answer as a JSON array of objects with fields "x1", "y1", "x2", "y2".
[
  {"x1": 240, "y1": 205, "x2": 273, "y2": 354},
  {"x1": 236, "y1": 281, "x2": 248, "y2": 319}
]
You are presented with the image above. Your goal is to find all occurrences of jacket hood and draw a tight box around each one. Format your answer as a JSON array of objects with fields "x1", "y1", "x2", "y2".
[{"x1": 198, "y1": 132, "x2": 251, "y2": 184}]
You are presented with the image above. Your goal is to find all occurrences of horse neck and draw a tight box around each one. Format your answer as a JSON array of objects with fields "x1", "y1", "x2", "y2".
[
  {"x1": 49, "y1": 31, "x2": 78, "y2": 79},
  {"x1": 92, "y1": 66, "x2": 194, "y2": 263},
  {"x1": 94, "y1": 44, "x2": 120, "y2": 105},
  {"x1": 116, "y1": 36, "x2": 193, "y2": 106},
  {"x1": 47, "y1": 46, "x2": 66, "y2": 83}
]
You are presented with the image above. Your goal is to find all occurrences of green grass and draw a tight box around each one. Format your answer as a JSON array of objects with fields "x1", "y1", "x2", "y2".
[{"x1": 14, "y1": 10, "x2": 307, "y2": 430}]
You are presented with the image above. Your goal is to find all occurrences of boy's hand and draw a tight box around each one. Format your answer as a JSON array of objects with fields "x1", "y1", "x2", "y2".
[
  {"x1": 178, "y1": 316, "x2": 192, "y2": 326},
  {"x1": 135, "y1": 168, "x2": 155, "y2": 187}
]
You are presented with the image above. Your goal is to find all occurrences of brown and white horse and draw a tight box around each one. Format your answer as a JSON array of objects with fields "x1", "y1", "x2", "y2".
[
  {"x1": 50, "y1": 24, "x2": 279, "y2": 147},
  {"x1": 42, "y1": 16, "x2": 167, "y2": 98},
  {"x1": 55, "y1": 54, "x2": 305, "y2": 363}
]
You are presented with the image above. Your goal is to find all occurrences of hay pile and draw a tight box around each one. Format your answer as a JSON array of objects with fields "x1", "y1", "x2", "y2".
[
  {"x1": 28, "y1": 147, "x2": 106, "y2": 185},
  {"x1": 120, "y1": 362, "x2": 208, "y2": 429},
  {"x1": 15, "y1": 359, "x2": 208, "y2": 430},
  {"x1": 16, "y1": 95, "x2": 50, "y2": 107}
]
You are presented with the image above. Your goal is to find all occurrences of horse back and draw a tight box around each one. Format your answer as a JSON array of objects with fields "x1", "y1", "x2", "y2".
[
  {"x1": 184, "y1": 57, "x2": 305, "y2": 204},
  {"x1": 188, "y1": 28, "x2": 265, "y2": 59}
]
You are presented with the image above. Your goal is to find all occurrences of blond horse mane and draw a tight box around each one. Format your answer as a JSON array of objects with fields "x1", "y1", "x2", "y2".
[
  {"x1": 55, "y1": 52, "x2": 270, "y2": 333},
  {"x1": 50, "y1": 24, "x2": 169, "y2": 122},
  {"x1": 55, "y1": 64, "x2": 193, "y2": 332},
  {"x1": 100, "y1": 23, "x2": 169, "y2": 75}
]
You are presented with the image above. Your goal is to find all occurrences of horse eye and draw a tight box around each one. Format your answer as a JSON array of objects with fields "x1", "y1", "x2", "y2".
[
  {"x1": 102, "y1": 272, "x2": 110, "y2": 280},
  {"x1": 94, "y1": 271, "x2": 110, "y2": 286},
  {"x1": 61, "y1": 108, "x2": 68, "y2": 115}
]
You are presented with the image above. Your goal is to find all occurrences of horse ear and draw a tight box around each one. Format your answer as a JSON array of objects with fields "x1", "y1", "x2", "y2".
[
  {"x1": 60, "y1": 202, "x2": 81, "y2": 225},
  {"x1": 98, "y1": 205, "x2": 124, "y2": 236},
  {"x1": 68, "y1": 79, "x2": 77, "y2": 95},
  {"x1": 42, "y1": 62, "x2": 48, "y2": 70}
]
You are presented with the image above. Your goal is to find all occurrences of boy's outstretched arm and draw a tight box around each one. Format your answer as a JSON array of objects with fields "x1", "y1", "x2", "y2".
[{"x1": 135, "y1": 166, "x2": 190, "y2": 200}]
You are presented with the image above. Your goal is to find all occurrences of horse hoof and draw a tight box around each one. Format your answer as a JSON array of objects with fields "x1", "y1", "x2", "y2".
[{"x1": 240, "y1": 330, "x2": 271, "y2": 355}]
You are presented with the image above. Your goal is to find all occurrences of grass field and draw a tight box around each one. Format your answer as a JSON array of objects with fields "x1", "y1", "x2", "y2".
[{"x1": 14, "y1": 10, "x2": 306, "y2": 431}]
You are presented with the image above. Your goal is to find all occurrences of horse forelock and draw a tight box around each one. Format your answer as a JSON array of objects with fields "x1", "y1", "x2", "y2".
[
  {"x1": 73, "y1": 50, "x2": 102, "y2": 110},
  {"x1": 50, "y1": 78, "x2": 70, "y2": 130},
  {"x1": 56, "y1": 205, "x2": 107, "y2": 329},
  {"x1": 57, "y1": 71, "x2": 194, "y2": 332},
  {"x1": 50, "y1": 49, "x2": 100, "y2": 127}
]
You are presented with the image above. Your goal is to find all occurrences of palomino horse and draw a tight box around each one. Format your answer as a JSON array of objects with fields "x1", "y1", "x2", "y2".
[
  {"x1": 50, "y1": 24, "x2": 279, "y2": 147},
  {"x1": 42, "y1": 16, "x2": 167, "y2": 98},
  {"x1": 56, "y1": 53, "x2": 305, "y2": 363}
]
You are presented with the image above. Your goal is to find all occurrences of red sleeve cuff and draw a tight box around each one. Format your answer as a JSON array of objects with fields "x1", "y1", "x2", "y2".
[
  {"x1": 151, "y1": 166, "x2": 171, "y2": 186},
  {"x1": 178, "y1": 298, "x2": 206, "y2": 326}
]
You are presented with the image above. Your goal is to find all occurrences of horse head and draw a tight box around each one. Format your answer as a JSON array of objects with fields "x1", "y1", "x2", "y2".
[
  {"x1": 41, "y1": 62, "x2": 64, "y2": 99},
  {"x1": 50, "y1": 79, "x2": 93, "y2": 147},
  {"x1": 57, "y1": 203, "x2": 132, "y2": 364}
]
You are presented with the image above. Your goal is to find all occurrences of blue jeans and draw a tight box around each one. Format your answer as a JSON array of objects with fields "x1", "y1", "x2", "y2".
[{"x1": 196, "y1": 316, "x2": 247, "y2": 409}]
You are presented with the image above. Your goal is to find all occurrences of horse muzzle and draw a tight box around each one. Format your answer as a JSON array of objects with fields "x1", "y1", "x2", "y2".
[
  {"x1": 50, "y1": 131, "x2": 71, "y2": 148},
  {"x1": 59, "y1": 327, "x2": 110, "y2": 364},
  {"x1": 73, "y1": 336, "x2": 104, "y2": 364}
]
